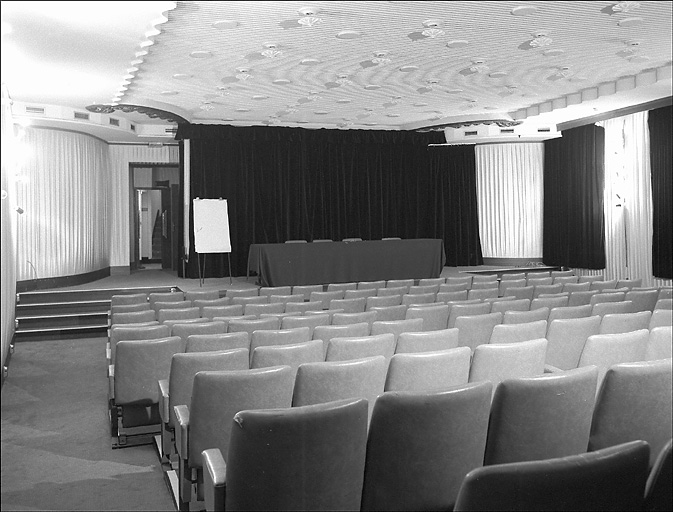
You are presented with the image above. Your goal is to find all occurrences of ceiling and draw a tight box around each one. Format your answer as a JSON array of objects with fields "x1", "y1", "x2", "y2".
[{"x1": 2, "y1": 1, "x2": 671, "y2": 143}]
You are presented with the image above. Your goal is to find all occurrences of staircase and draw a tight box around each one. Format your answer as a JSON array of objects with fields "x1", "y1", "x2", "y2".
[{"x1": 14, "y1": 286, "x2": 180, "y2": 341}]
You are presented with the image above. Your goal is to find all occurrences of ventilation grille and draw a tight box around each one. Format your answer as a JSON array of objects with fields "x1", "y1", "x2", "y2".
[
  {"x1": 500, "y1": 128, "x2": 515, "y2": 134},
  {"x1": 165, "y1": 127, "x2": 178, "y2": 134},
  {"x1": 464, "y1": 130, "x2": 478, "y2": 136},
  {"x1": 537, "y1": 127, "x2": 551, "y2": 132},
  {"x1": 74, "y1": 112, "x2": 90, "y2": 120},
  {"x1": 25, "y1": 106, "x2": 45, "y2": 115},
  {"x1": 109, "y1": 118, "x2": 120, "y2": 126},
  {"x1": 130, "y1": 124, "x2": 136, "y2": 132}
]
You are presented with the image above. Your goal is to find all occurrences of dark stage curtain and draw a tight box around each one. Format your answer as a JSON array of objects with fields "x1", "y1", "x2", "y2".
[
  {"x1": 543, "y1": 124, "x2": 606, "y2": 269},
  {"x1": 176, "y1": 124, "x2": 483, "y2": 278},
  {"x1": 648, "y1": 105, "x2": 672, "y2": 279}
]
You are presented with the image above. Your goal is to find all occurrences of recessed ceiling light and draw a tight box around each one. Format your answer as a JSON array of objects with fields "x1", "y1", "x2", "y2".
[
  {"x1": 363, "y1": 122, "x2": 377, "y2": 126},
  {"x1": 235, "y1": 108, "x2": 250, "y2": 112},
  {"x1": 386, "y1": 113, "x2": 400, "y2": 117},
  {"x1": 213, "y1": 20, "x2": 240, "y2": 29},
  {"x1": 543, "y1": 49, "x2": 565, "y2": 56},
  {"x1": 172, "y1": 74, "x2": 191, "y2": 80},
  {"x1": 336, "y1": 99, "x2": 352, "y2": 103},
  {"x1": 300, "y1": 58, "x2": 320, "y2": 65},
  {"x1": 446, "y1": 40, "x2": 469, "y2": 48},
  {"x1": 314, "y1": 111, "x2": 330, "y2": 114},
  {"x1": 422, "y1": 19, "x2": 442, "y2": 28},
  {"x1": 190, "y1": 51, "x2": 213, "y2": 58},
  {"x1": 413, "y1": 102, "x2": 428, "y2": 107},
  {"x1": 489, "y1": 71, "x2": 508, "y2": 78},
  {"x1": 160, "y1": 91, "x2": 178, "y2": 95},
  {"x1": 445, "y1": 89, "x2": 464, "y2": 94},
  {"x1": 364, "y1": 85, "x2": 381, "y2": 90},
  {"x1": 399, "y1": 66, "x2": 419, "y2": 72},
  {"x1": 484, "y1": 106, "x2": 499, "y2": 110},
  {"x1": 618, "y1": 17, "x2": 644, "y2": 27},
  {"x1": 336, "y1": 30, "x2": 362, "y2": 39},
  {"x1": 253, "y1": 95, "x2": 269, "y2": 100},
  {"x1": 511, "y1": 5, "x2": 537, "y2": 16},
  {"x1": 273, "y1": 79, "x2": 291, "y2": 85}
]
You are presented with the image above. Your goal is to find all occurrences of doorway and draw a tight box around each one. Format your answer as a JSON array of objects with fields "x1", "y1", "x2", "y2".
[{"x1": 129, "y1": 164, "x2": 180, "y2": 272}]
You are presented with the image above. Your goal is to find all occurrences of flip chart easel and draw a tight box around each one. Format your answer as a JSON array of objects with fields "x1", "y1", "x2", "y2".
[{"x1": 193, "y1": 198, "x2": 232, "y2": 286}]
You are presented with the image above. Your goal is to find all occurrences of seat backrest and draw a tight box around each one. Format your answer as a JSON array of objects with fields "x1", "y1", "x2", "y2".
[
  {"x1": 326, "y1": 333, "x2": 396, "y2": 367},
  {"x1": 469, "y1": 338, "x2": 548, "y2": 398},
  {"x1": 377, "y1": 286, "x2": 408, "y2": 297},
  {"x1": 655, "y1": 298, "x2": 673, "y2": 310},
  {"x1": 290, "y1": 284, "x2": 322, "y2": 302},
  {"x1": 658, "y1": 288, "x2": 673, "y2": 301},
  {"x1": 526, "y1": 276, "x2": 553, "y2": 286},
  {"x1": 329, "y1": 297, "x2": 367, "y2": 313},
  {"x1": 344, "y1": 288, "x2": 378, "y2": 299},
  {"x1": 436, "y1": 290, "x2": 469, "y2": 302},
  {"x1": 224, "y1": 398, "x2": 368, "y2": 512},
  {"x1": 185, "y1": 332, "x2": 250, "y2": 353},
  {"x1": 402, "y1": 292, "x2": 436, "y2": 306},
  {"x1": 111, "y1": 309, "x2": 156, "y2": 326},
  {"x1": 193, "y1": 297, "x2": 232, "y2": 310},
  {"x1": 591, "y1": 291, "x2": 627, "y2": 306},
  {"x1": 445, "y1": 276, "x2": 473, "y2": 287},
  {"x1": 545, "y1": 315, "x2": 601, "y2": 370},
  {"x1": 625, "y1": 289, "x2": 660, "y2": 313},
  {"x1": 645, "y1": 326, "x2": 673, "y2": 361},
  {"x1": 152, "y1": 300, "x2": 194, "y2": 314},
  {"x1": 200, "y1": 304, "x2": 243, "y2": 320},
  {"x1": 454, "y1": 440, "x2": 649, "y2": 512},
  {"x1": 467, "y1": 288, "x2": 499, "y2": 300},
  {"x1": 157, "y1": 307, "x2": 201, "y2": 323},
  {"x1": 563, "y1": 281, "x2": 591, "y2": 292},
  {"x1": 491, "y1": 298, "x2": 530, "y2": 315},
  {"x1": 499, "y1": 279, "x2": 526, "y2": 297},
  {"x1": 408, "y1": 284, "x2": 440, "y2": 295},
  {"x1": 547, "y1": 304, "x2": 593, "y2": 322},
  {"x1": 484, "y1": 365, "x2": 599, "y2": 465},
  {"x1": 649, "y1": 308, "x2": 673, "y2": 329},
  {"x1": 418, "y1": 277, "x2": 445, "y2": 287},
  {"x1": 589, "y1": 358, "x2": 673, "y2": 466},
  {"x1": 281, "y1": 313, "x2": 330, "y2": 338},
  {"x1": 578, "y1": 329, "x2": 649, "y2": 389},
  {"x1": 551, "y1": 270, "x2": 576, "y2": 278},
  {"x1": 189, "y1": 366, "x2": 295, "y2": 467},
  {"x1": 395, "y1": 328, "x2": 459, "y2": 354},
  {"x1": 358, "y1": 280, "x2": 387, "y2": 290},
  {"x1": 327, "y1": 282, "x2": 357, "y2": 292},
  {"x1": 500, "y1": 273, "x2": 526, "y2": 281},
  {"x1": 268, "y1": 294, "x2": 305, "y2": 305},
  {"x1": 227, "y1": 316, "x2": 281, "y2": 339},
  {"x1": 244, "y1": 302, "x2": 285, "y2": 316},
  {"x1": 226, "y1": 288, "x2": 259, "y2": 298},
  {"x1": 533, "y1": 284, "x2": 564, "y2": 298},
  {"x1": 405, "y1": 304, "x2": 449, "y2": 331},
  {"x1": 553, "y1": 275, "x2": 579, "y2": 285},
  {"x1": 591, "y1": 300, "x2": 634, "y2": 317},
  {"x1": 531, "y1": 295, "x2": 568, "y2": 310},
  {"x1": 471, "y1": 274, "x2": 497, "y2": 283},
  {"x1": 386, "y1": 279, "x2": 415, "y2": 291},
  {"x1": 370, "y1": 318, "x2": 424, "y2": 344},
  {"x1": 313, "y1": 322, "x2": 371, "y2": 357},
  {"x1": 368, "y1": 304, "x2": 408, "y2": 321},
  {"x1": 385, "y1": 347, "x2": 472, "y2": 392},
  {"x1": 231, "y1": 295, "x2": 268, "y2": 306},
  {"x1": 455, "y1": 312, "x2": 503, "y2": 352},
  {"x1": 503, "y1": 307, "x2": 549, "y2": 324},
  {"x1": 292, "y1": 356, "x2": 387, "y2": 423},
  {"x1": 171, "y1": 321, "x2": 226, "y2": 345},
  {"x1": 167, "y1": 349, "x2": 249, "y2": 428},
  {"x1": 331, "y1": 311, "x2": 377, "y2": 331},
  {"x1": 249, "y1": 327, "x2": 311, "y2": 362},
  {"x1": 599, "y1": 311, "x2": 652, "y2": 334},
  {"x1": 578, "y1": 275, "x2": 604, "y2": 284},
  {"x1": 184, "y1": 290, "x2": 221, "y2": 303},
  {"x1": 109, "y1": 323, "x2": 170, "y2": 363},
  {"x1": 284, "y1": 300, "x2": 324, "y2": 314},
  {"x1": 115, "y1": 336, "x2": 184, "y2": 405},
  {"x1": 448, "y1": 302, "x2": 492, "y2": 328},
  {"x1": 111, "y1": 293, "x2": 148, "y2": 306},
  {"x1": 310, "y1": 290, "x2": 345, "y2": 308},
  {"x1": 366, "y1": 295, "x2": 402, "y2": 309},
  {"x1": 489, "y1": 320, "x2": 547, "y2": 344},
  {"x1": 250, "y1": 340, "x2": 324, "y2": 380},
  {"x1": 644, "y1": 438, "x2": 673, "y2": 512},
  {"x1": 258, "y1": 286, "x2": 292, "y2": 297},
  {"x1": 362, "y1": 382, "x2": 492, "y2": 511},
  {"x1": 111, "y1": 303, "x2": 151, "y2": 314},
  {"x1": 568, "y1": 289, "x2": 599, "y2": 307},
  {"x1": 440, "y1": 282, "x2": 470, "y2": 293},
  {"x1": 149, "y1": 291, "x2": 185, "y2": 307},
  {"x1": 591, "y1": 279, "x2": 619, "y2": 291}
]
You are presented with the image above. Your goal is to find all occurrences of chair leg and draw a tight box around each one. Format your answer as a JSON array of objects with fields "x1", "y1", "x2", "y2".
[
  {"x1": 178, "y1": 458, "x2": 193, "y2": 511},
  {"x1": 160, "y1": 422, "x2": 173, "y2": 465}
]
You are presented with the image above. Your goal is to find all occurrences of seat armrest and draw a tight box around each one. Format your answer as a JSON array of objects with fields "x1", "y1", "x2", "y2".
[
  {"x1": 544, "y1": 364, "x2": 563, "y2": 373},
  {"x1": 108, "y1": 364, "x2": 115, "y2": 399},
  {"x1": 203, "y1": 448, "x2": 227, "y2": 512},
  {"x1": 174, "y1": 405, "x2": 190, "y2": 459},
  {"x1": 158, "y1": 379, "x2": 169, "y2": 423}
]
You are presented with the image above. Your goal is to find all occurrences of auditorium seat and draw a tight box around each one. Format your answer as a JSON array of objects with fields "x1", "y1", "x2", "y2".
[
  {"x1": 249, "y1": 327, "x2": 311, "y2": 362},
  {"x1": 158, "y1": 348, "x2": 249, "y2": 463},
  {"x1": 292, "y1": 356, "x2": 386, "y2": 424},
  {"x1": 284, "y1": 239, "x2": 307, "y2": 243},
  {"x1": 625, "y1": 289, "x2": 660, "y2": 312},
  {"x1": 545, "y1": 316, "x2": 601, "y2": 371},
  {"x1": 361, "y1": 382, "x2": 491, "y2": 511},
  {"x1": 644, "y1": 439, "x2": 673, "y2": 512},
  {"x1": 550, "y1": 270, "x2": 576, "y2": 279},
  {"x1": 111, "y1": 309, "x2": 156, "y2": 326},
  {"x1": 329, "y1": 297, "x2": 366, "y2": 313},
  {"x1": 111, "y1": 293, "x2": 148, "y2": 306},
  {"x1": 358, "y1": 280, "x2": 386, "y2": 290},
  {"x1": 436, "y1": 290, "x2": 469, "y2": 302},
  {"x1": 553, "y1": 275, "x2": 579, "y2": 285},
  {"x1": 164, "y1": 318, "x2": 213, "y2": 332},
  {"x1": 210, "y1": 315, "x2": 256, "y2": 331},
  {"x1": 454, "y1": 312, "x2": 503, "y2": 353},
  {"x1": 440, "y1": 282, "x2": 470, "y2": 293},
  {"x1": 174, "y1": 366, "x2": 294, "y2": 509},
  {"x1": 327, "y1": 282, "x2": 357, "y2": 292},
  {"x1": 468, "y1": 338, "x2": 547, "y2": 399},
  {"x1": 368, "y1": 305, "x2": 408, "y2": 321},
  {"x1": 483, "y1": 365, "x2": 598, "y2": 465},
  {"x1": 326, "y1": 333, "x2": 396, "y2": 368},
  {"x1": 489, "y1": 320, "x2": 547, "y2": 344},
  {"x1": 152, "y1": 301, "x2": 194, "y2": 315},
  {"x1": 405, "y1": 304, "x2": 449, "y2": 331},
  {"x1": 591, "y1": 279, "x2": 619, "y2": 291},
  {"x1": 344, "y1": 288, "x2": 377, "y2": 299},
  {"x1": 547, "y1": 304, "x2": 592, "y2": 322},
  {"x1": 202, "y1": 398, "x2": 368, "y2": 512},
  {"x1": 200, "y1": 304, "x2": 243, "y2": 320},
  {"x1": 366, "y1": 294, "x2": 402, "y2": 309},
  {"x1": 149, "y1": 291, "x2": 186, "y2": 307},
  {"x1": 258, "y1": 286, "x2": 292, "y2": 297},
  {"x1": 568, "y1": 289, "x2": 599, "y2": 306},
  {"x1": 589, "y1": 359, "x2": 672, "y2": 467},
  {"x1": 655, "y1": 298, "x2": 673, "y2": 310},
  {"x1": 563, "y1": 281, "x2": 591, "y2": 292},
  {"x1": 377, "y1": 286, "x2": 408, "y2": 297},
  {"x1": 645, "y1": 326, "x2": 672, "y2": 360},
  {"x1": 591, "y1": 300, "x2": 634, "y2": 317},
  {"x1": 192, "y1": 297, "x2": 232, "y2": 312},
  {"x1": 171, "y1": 321, "x2": 226, "y2": 345},
  {"x1": 526, "y1": 276, "x2": 553, "y2": 286},
  {"x1": 284, "y1": 300, "x2": 323, "y2": 314},
  {"x1": 409, "y1": 284, "x2": 440, "y2": 295},
  {"x1": 617, "y1": 278, "x2": 642, "y2": 289},
  {"x1": 243, "y1": 302, "x2": 285, "y2": 316},
  {"x1": 448, "y1": 302, "x2": 491, "y2": 328},
  {"x1": 491, "y1": 298, "x2": 530, "y2": 315},
  {"x1": 386, "y1": 279, "x2": 414, "y2": 292},
  {"x1": 313, "y1": 322, "x2": 370, "y2": 357},
  {"x1": 184, "y1": 290, "x2": 220, "y2": 302},
  {"x1": 472, "y1": 274, "x2": 498, "y2": 284},
  {"x1": 468, "y1": 288, "x2": 499, "y2": 300},
  {"x1": 445, "y1": 276, "x2": 473, "y2": 288},
  {"x1": 395, "y1": 328, "x2": 459, "y2": 353},
  {"x1": 227, "y1": 317, "x2": 281, "y2": 340},
  {"x1": 530, "y1": 295, "x2": 568, "y2": 311},
  {"x1": 499, "y1": 279, "x2": 526, "y2": 298},
  {"x1": 185, "y1": 332, "x2": 250, "y2": 353},
  {"x1": 533, "y1": 284, "x2": 563, "y2": 298},
  {"x1": 108, "y1": 323, "x2": 170, "y2": 365},
  {"x1": 110, "y1": 336, "x2": 183, "y2": 448},
  {"x1": 342, "y1": 237, "x2": 363, "y2": 242},
  {"x1": 503, "y1": 307, "x2": 549, "y2": 324},
  {"x1": 470, "y1": 281, "x2": 499, "y2": 290},
  {"x1": 658, "y1": 288, "x2": 673, "y2": 300},
  {"x1": 649, "y1": 309, "x2": 673, "y2": 329},
  {"x1": 290, "y1": 284, "x2": 322, "y2": 302},
  {"x1": 578, "y1": 329, "x2": 649, "y2": 389},
  {"x1": 157, "y1": 307, "x2": 201, "y2": 324},
  {"x1": 599, "y1": 311, "x2": 652, "y2": 334},
  {"x1": 402, "y1": 292, "x2": 436, "y2": 305},
  {"x1": 226, "y1": 288, "x2": 259, "y2": 298},
  {"x1": 505, "y1": 286, "x2": 534, "y2": 302},
  {"x1": 310, "y1": 290, "x2": 345, "y2": 309},
  {"x1": 230, "y1": 295, "x2": 268, "y2": 306},
  {"x1": 331, "y1": 311, "x2": 378, "y2": 331},
  {"x1": 371, "y1": 318, "x2": 423, "y2": 344},
  {"x1": 500, "y1": 272, "x2": 526, "y2": 281},
  {"x1": 454, "y1": 440, "x2": 649, "y2": 512},
  {"x1": 250, "y1": 340, "x2": 324, "y2": 379},
  {"x1": 281, "y1": 314, "x2": 330, "y2": 338},
  {"x1": 110, "y1": 303, "x2": 151, "y2": 315},
  {"x1": 590, "y1": 291, "x2": 627, "y2": 306},
  {"x1": 384, "y1": 347, "x2": 472, "y2": 392}
]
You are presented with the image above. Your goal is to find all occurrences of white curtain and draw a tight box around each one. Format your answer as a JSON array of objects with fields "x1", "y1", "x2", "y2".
[
  {"x1": 475, "y1": 143, "x2": 544, "y2": 259},
  {"x1": 15, "y1": 128, "x2": 111, "y2": 281},
  {"x1": 600, "y1": 112, "x2": 657, "y2": 287},
  {"x1": 108, "y1": 145, "x2": 179, "y2": 268},
  {"x1": 1, "y1": 84, "x2": 18, "y2": 370}
]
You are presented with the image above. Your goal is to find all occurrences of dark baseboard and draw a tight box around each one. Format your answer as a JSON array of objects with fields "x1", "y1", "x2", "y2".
[
  {"x1": 482, "y1": 257, "x2": 546, "y2": 267},
  {"x1": 110, "y1": 266, "x2": 130, "y2": 276},
  {"x1": 16, "y1": 267, "x2": 111, "y2": 293}
]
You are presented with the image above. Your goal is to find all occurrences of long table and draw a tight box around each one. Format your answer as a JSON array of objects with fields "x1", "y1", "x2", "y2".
[{"x1": 247, "y1": 239, "x2": 446, "y2": 287}]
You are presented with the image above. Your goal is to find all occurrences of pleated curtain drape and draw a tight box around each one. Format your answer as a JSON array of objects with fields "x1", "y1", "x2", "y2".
[
  {"x1": 177, "y1": 124, "x2": 483, "y2": 278},
  {"x1": 475, "y1": 143, "x2": 544, "y2": 259},
  {"x1": 543, "y1": 124, "x2": 606, "y2": 269},
  {"x1": 648, "y1": 105, "x2": 672, "y2": 280}
]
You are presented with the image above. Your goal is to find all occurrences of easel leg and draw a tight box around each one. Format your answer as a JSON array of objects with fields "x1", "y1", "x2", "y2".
[{"x1": 228, "y1": 254, "x2": 233, "y2": 285}]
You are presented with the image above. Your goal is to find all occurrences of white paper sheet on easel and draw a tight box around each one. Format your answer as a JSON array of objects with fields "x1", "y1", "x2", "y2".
[{"x1": 193, "y1": 198, "x2": 231, "y2": 253}]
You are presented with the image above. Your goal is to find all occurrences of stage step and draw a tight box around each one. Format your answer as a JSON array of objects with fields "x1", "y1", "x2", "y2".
[{"x1": 14, "y1": 285, "x2": 181, "y2": 341}]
